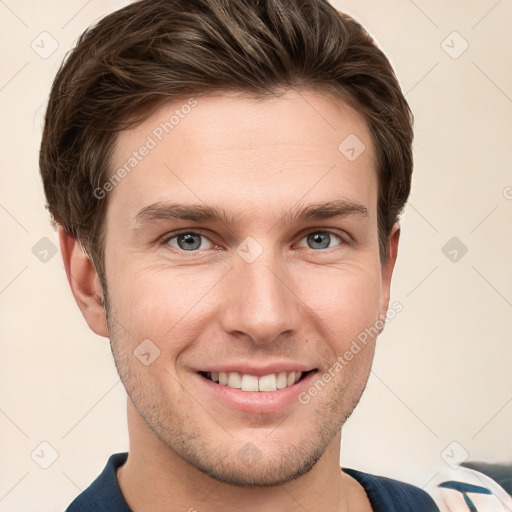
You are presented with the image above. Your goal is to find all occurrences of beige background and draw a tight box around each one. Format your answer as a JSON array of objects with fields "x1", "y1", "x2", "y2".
[{"x1": 1, "y1": 1, "x2": 511, "y2": 511}]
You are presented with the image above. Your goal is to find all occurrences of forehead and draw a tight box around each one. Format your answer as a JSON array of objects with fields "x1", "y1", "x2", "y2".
[{"x1": 109, "y1": 89, "x2": 377, "y2": 222}]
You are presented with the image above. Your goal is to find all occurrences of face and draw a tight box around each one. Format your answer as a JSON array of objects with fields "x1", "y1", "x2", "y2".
[{"x1": 100, "y1": 89, "x2": 397, "y2": 486}]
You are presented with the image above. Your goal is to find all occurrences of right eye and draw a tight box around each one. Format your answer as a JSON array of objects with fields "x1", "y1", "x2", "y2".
[{"x1": 163, "y1": 231, "x2": 216, "y2": 252}]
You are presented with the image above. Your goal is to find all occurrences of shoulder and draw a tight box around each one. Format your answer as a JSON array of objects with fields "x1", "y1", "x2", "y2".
[
  {"x1": 65, "y1": 453, "x2": 130, "y2": 512},
  {"x1": 343, "y1": 468, "x2": 440, "y2": 511}
]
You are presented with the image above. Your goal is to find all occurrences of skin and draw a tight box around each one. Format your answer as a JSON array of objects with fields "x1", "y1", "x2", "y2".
[{"x1": 60, "y1": 89, "x2": 400, "y2": 511}]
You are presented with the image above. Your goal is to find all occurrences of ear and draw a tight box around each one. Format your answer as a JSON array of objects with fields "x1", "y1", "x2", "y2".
[
  {"x1": 379, "y1": 222, "x2": 401, "y2": 320},
  {"x1": 58, "y1": 226, "x2": 109, "y2": 338}
]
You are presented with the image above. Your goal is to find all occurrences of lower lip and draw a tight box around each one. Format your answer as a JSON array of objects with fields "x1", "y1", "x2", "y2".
[{"x1": 195, "y1": 371, "x2": 318, "y2": 414}]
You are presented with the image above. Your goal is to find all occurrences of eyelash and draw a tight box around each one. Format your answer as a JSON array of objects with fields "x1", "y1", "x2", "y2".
[{"x1": 161, "y1": 229, "x2": 348, "y2": 254}]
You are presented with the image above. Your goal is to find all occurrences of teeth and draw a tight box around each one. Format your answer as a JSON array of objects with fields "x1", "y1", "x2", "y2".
[
  {"x1": 276, "y1": 371, "x2": 287, "y2": 389},
  {"x1": 228, "y1": 372, "x2": 242, "y2": 388},
  {"x1": 258, "y1": 373, "x2": 276, "y2": 391},
  {"x1": 241, "y1": 374, "x2": 259, "y2": 391},
  {"x1": 208, "y1": 371, "x2": 304, "y2": 392}
]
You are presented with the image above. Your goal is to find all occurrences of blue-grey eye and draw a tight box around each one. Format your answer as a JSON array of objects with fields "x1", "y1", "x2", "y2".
[
  {"x1": 177, "y1": 233, "x2": 201, "y2": 251},
  {"x1": 303, "y1": 231, "x2": 341, "y2": 250},
  {"x1": 167, "y1": 232, "x2": 213, "y2": 251}
]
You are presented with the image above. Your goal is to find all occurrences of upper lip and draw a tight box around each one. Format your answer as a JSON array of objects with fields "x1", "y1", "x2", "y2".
[{"x1": 197, "y1": 362, "x2": 316, "y2": 377}]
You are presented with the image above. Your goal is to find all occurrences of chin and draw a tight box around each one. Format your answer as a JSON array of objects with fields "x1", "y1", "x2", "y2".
[{"x1": 191, "y1": 445, "x2": 324, "y2": 487}]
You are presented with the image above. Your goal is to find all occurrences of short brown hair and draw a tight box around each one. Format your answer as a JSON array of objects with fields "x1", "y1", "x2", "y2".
[{"x1": 40, "y1": 0, "x2": 413, "y2": 279}]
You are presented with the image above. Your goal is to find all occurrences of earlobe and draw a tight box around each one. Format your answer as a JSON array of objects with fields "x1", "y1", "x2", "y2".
[{"x1": 57, "y1": 226, "x2": 109, "y2": 338}]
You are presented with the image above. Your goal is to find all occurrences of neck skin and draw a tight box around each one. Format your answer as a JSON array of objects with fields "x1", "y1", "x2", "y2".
[{"x1": 116, "y1": 400, "x2": 372, "y2": 512}]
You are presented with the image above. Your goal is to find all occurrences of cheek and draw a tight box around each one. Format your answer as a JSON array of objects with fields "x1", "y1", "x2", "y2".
[
  {"x1": 295, "y1": 263, "x2": 383, "y2": 344},
  {"x1": 108, "y1": 266, "x2": 219, "y2": 347}
]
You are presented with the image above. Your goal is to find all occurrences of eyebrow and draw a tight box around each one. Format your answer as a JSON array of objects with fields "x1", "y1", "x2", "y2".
[{"x1": 132, "y1": 199, "x2": 368, "y2": 228}]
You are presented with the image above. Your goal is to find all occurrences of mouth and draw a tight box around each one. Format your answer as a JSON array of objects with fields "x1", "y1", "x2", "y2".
[
  {"x1": 198, "y1": 369, "x2": 317, "y2": 392},
  {"x1": 195, "y1": 367, "x2": 320, "y2": 414}
]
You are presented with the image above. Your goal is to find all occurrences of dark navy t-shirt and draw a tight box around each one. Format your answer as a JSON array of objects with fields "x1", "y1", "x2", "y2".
[{"x1": 65, "y1": 452, "x2": 440, "y2": 511}]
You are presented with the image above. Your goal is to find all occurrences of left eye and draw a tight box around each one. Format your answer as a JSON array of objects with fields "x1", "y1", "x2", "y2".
[{"x1": 296, "y1": 231, "x2": 342, "y2": 250}]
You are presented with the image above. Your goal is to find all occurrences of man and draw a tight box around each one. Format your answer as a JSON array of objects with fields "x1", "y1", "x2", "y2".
[{"x1": 39, "y1": 0, "x2": 440, "y2": 510}]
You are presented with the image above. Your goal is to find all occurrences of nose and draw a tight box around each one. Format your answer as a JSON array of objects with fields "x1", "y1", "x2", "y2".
[{"x1": 220, "y1": 247, "x2": 301, "y2": 345}]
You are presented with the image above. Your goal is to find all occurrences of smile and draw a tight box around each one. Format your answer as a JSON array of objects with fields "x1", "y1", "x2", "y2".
[
  {"x1": 195, "y1": 368, "x2": 318, "y2": 414},
  {"x1": 200, "y1": 370, "x2": 314, "y2": 392}
]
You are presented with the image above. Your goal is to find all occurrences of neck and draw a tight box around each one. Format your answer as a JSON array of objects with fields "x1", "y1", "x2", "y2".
[{"x1": 117, "y1": 400, "x2": 369, "y2": 512}]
